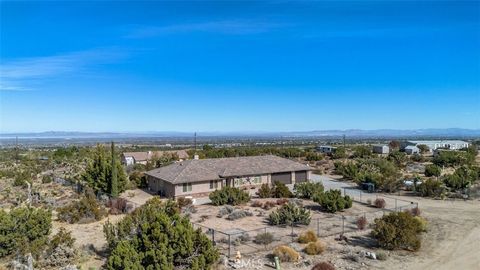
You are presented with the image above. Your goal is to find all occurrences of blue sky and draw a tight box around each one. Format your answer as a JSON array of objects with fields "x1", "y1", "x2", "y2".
[{"x1": 0, "y1": 1, "x2": 479, "y2": 132}]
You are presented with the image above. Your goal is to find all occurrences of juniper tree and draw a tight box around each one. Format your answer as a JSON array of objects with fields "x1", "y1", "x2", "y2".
[{"x1": 82, "y1": 144, "x2": 127, "y2": 194}]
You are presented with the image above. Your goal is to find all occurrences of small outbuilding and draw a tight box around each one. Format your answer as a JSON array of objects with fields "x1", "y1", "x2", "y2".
[
  {"x1": 405, "y1": 145, "x2": 420, "y2": 155},
  {"x1": 372, "y1": 145, "x2": 389, "y2": 154}
]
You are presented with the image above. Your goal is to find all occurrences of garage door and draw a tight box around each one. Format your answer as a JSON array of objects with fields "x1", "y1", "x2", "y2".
[
  {"x1": 271, "y1": 172, "x2": 292, "y2": 184},
  {"x1": 295, "y1": 171, "x2": 307, "y2": 183}
]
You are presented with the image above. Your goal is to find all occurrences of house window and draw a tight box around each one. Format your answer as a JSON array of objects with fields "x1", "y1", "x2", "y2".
[
  {"x1": 182, "y1": 183, "x2": 192, "y2": 192},
  {"x1": 210, "y1": 180, "x2": 218, "y2": 189}
]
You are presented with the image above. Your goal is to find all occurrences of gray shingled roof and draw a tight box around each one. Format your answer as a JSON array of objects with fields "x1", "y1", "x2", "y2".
[
  {"x1": 123, "y1": 150, "x2": 189, "y2": 162},
  {"x1": 145, "y1": 155, "x2": 312, "y2": 184}
]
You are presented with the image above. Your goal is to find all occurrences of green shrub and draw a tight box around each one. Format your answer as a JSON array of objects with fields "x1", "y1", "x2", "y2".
[
  {"x1": 304, "y1": 240, "x2": 326, "y2": 255},
  {"x1": 104, "y1": 198, "x2": 219, "y2": 270},
  {"x1": 257, "y1": 184, "x2": 272, "y2": 198},
  {"x1": 254, "y1": 232, "x2": 274, "y2": 245},
  {"x1": 209, "y1": 186, "x2": 250, "y2": 206},
  {"x1": 273, "y1": 245, "x2": 300, "y2": 262},
  {"x1": 313, "y1": 190, "x2": 353, "y2": 213},
  {"x1": 57, "y1": 189, "x2": 106, "y2": 224},
  {"x1": 268, "y1": 202, "x2": 311, "y2": 225},
  {"x1": 272, "y1": 182, "x2": 293, "y2": 198},
  {"x1": 376, "y1": 251, "x2": 387, "y2": 261},
  {"x1": 413, "y1": 216, "x2": 428, "y2": 232},
  {"x1": 371, "y1": 212, "x2": 424, "y2": 251},
  {"x1": 424, "y1": 164, "x2": 441, "y2": 177},
  {"x1": 294, "y1": 182, "x2": 324, "y2": 199},
  {"x1": 13, "y1": 170, "x2": 31, "y2": 187},
  {"x1": 42, "y1": 175, "x2": 53, "y2": 184},
  {"x1": 418, "y1": 178, "x2": 445, "y2": 197},
  {"x1": 48, "y1": 227, "x2": 75, "y2": 253},
  {"x1": 0, "y1": 206, "x2": 52, "y2": 257},
  {"x1": 443, "y1": 166, "x2": 479, "y2": 191},
  {"x1": 297, "y1": 230, "x2": 317, "y2": 243},
  {"x1": 128, "y1": 170, "x2": 147, "y2": 188}
]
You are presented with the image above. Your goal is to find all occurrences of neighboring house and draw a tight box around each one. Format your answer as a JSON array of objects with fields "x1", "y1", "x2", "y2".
[
  {"x1": 145, "y1": 155, "x2": 312, "y2": 198},
  {"x1": 372, "y1": 145, "x2": 389, "y2": 154},
  {"x1": 317, "y1": 145, "x2": 337, "y2": 154},
  {"x1": 400, "y1": 140, "x2": 469, "y2": 152},
  {"x1": 404, "y1": 145, "x2": 420, "y2": 155},
  {"x1": 122, "y1": 150, "x2": 189, "y2": 166}
]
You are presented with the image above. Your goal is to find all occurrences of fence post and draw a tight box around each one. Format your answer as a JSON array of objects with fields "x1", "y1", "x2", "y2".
[
  {"x1": 317, "y1": 218, "x2": 320, "y2": 236},
  {"x1": 228, "y1": 234, "x2": 231, "y2": 258},
  {"x1": 359, "y1": 190, "x2": 362, "y2": 202},
  {"x1": 264, "y1": 227, "x2": 267, "y2": 251},
  {"x1": 342, "y1": 216, "x2": 345, "y2": 235},
  {"x1": 212, "y1": 229, "x2": 215, "y2": 245},
  {"x1": 395, "y1": 199, "x2": 398, "y2": 211}
]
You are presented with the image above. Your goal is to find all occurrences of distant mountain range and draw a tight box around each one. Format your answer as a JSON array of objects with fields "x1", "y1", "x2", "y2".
[{"x1": 1, "y1": 129, "x2": 480, "y2": 139}]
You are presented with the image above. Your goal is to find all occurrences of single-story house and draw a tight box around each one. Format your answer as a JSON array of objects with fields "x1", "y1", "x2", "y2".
[
  {"x1": 145, "y1": 155, "x2": 312, "y2": 198},
  {"x1": 372, "y1": 145, "x2": 389, "y2": 154},
  {"x1": 405, "y1": 145, "x2": 420, "y2": 155},
  {"x1": 122, "y1": 150, "x2": 189, "y2": 166},
  {"x1": 400, "y1": 140, "x2": 469, "y2": 152},
  {"x1": 317, "y1": 145, "x2": 337, "y2": 154}
]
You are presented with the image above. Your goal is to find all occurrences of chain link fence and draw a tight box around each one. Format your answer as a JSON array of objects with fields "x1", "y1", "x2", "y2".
[{"x1": 193, "y1": 189, "x2": 418, "y2": 257}]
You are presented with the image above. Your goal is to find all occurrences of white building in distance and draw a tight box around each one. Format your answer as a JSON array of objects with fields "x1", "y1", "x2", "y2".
[{"x1": 401, "y1": 140, "x2": 469, "y2": 152}]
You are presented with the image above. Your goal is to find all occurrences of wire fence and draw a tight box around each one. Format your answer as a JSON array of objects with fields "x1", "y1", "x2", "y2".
[{"x1": 193, "y1": 189, "x2": 418, "y2": 257}]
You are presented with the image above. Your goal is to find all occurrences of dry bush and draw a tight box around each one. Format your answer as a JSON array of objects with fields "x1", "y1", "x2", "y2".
[
  {"x1": 410, "y1": 207, "x2": 421, "y2": 216},
  {"x1": 227, "y1": 209, "x2": 253, "y2": 220},
  {"x1": 356, "y1": 216, "x2": 368, "y2": 230},
  {"x1": 254, "y1": 232, "x2": 274, "y2": 245},
  {"x1": 57, "y1": 190, "x2": 106, "y2": 224},
  {"x1": 374, "y1": 198, "x2": 386, "y2": 209},
  {"x1": 298, "y1": 230, "x2": 317, "y2": 244},
  {"x1": 263, "y1": 201, "x2": 277, "y2": 210},
  {"x1": 276, "y1": 198, "x2": 289, "y2": 205},
  {"x1": 107, "y1": 198, "x2": 128, "y2": 215},
  {"x1": 304, "y1": 240, "x2": 326, "y2": 255},
  {"x1": 176, "y1": 197, "x2": 193, "y2": 208},
  {"x1": 251, "y1": 200, "x2": 263, "y2": 208},
  {"x1": 311, "y1": 261, "x2": 335, "y2": 270},
  {"x1": 273, "y1": 245, "x2": 300, "y2": 262}
]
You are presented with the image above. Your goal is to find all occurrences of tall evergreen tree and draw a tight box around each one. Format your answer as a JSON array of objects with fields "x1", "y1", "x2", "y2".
[
  {"x1": 82, "y1": 144, "x2": 127, "y2": 194},
  {"x1": 110, "y1": 141, "x2": 118, "y2": 197}
]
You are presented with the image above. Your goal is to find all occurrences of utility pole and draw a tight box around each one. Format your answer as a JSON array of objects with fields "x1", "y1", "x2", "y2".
[
  {"x1": 194, "y1": 132, "x2": 197, "y2": 152},
  {"x1": 15, "y1": 136, "x2": 19, "y2": 165},
  {"x1": 343, "y1": 134, "x2": 346, "y2": 148}
]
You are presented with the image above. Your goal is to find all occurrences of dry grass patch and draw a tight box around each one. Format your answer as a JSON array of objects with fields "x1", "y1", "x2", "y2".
[
  {"x1": 304, "y1": 240, "x2": 326, "y2": 255},
  {"x1": 272, "y1": 245, "x2": 300, "y2": 262},
  {"x1": 298, "y1": 230, "x2": 317, "y2": 243}
]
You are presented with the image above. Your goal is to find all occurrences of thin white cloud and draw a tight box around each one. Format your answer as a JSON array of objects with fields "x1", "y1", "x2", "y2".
[
  {"x1": 0, "y1": 48, "x2": 127, "y2": 91},
  {"x1": 125, "y1": 20, "x2": 286, "y2": 38}
]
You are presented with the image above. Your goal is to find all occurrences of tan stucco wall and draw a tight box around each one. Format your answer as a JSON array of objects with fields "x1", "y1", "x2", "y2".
[
  {"x1": 174, "y1": 180, "x2": 223, "y2": 197},
  {"x1": 148, "y1": 170, "x2": 312, "y2": 198}
]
